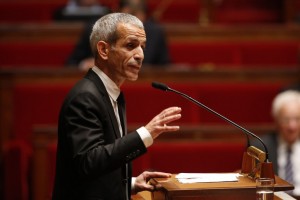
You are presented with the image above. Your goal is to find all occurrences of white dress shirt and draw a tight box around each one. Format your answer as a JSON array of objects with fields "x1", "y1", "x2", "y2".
[{"x1": 277, "y1": 137, "x2": 300, "y2": 195}]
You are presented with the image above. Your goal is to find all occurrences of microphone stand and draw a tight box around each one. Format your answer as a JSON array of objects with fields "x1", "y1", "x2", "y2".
[{"x1": 152, "y1": 82, "x2": 275, "y2": 181}]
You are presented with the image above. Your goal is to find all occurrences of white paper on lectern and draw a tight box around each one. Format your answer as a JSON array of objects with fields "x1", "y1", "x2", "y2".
[{"x1": 176, "y1": 173, "x2": 240, "y2": 183}]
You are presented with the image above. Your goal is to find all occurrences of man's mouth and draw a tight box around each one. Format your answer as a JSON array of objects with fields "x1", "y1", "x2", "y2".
[{"x1": 129, "y1": 64, "x2": 141, "y2": 71}]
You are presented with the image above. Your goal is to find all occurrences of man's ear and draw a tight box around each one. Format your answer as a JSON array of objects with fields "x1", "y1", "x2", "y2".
[{"x1": 96, "y1": 41, "x2": 109, "y2": 60}]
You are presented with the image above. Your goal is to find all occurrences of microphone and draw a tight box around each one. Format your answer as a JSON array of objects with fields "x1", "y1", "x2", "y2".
[{"x1": 151, "y1": 81, "x2": 269, "y2": 162}]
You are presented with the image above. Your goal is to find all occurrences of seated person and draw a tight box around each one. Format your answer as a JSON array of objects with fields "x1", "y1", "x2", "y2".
[
  {"x1": 253, "y1": 90, "x2": 300, "y2": 197},
  {"x1": 65, "y1": 0, "x2": 170, "y2": 71},
  {"x1": 53, "y1": 0, "x2": 111, "y2": 21}
]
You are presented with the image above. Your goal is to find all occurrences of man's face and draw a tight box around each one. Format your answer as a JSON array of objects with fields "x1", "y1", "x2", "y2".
[
  {"x1": 276, "y1": 101, "x2": 300, "y2": 145},
  {"x1": 106, "y1": 23, "x2": 146, "y2": 85}
]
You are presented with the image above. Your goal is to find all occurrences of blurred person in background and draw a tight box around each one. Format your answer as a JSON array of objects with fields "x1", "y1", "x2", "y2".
[
  {"x1": 65, "y1": 0, "x2": 170, "y2": 71},
  {"x1": 254, "y1": 90, "x2": 300, "y2": 198},
  {"x1": 53, "y1": 0, "x2": 111, "y2": 21}
]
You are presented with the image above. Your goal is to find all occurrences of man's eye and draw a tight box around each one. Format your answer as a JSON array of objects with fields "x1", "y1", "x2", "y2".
[{"x1": 127, "y1": 43, "x2": 134, "y2": 48}]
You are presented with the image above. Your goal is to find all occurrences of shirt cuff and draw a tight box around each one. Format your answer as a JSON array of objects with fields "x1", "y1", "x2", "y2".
[
  {"x1": 137, "y1": 126, "x2": 153, "y2": 148},
  {"x1": 131, "y1": 177, "x2": 136, "y2": 191}
]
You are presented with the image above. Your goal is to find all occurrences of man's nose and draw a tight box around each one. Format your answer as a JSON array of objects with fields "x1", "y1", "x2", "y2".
[{"x1": 133, "y1": 46, "x2": 144, "y2": 60}]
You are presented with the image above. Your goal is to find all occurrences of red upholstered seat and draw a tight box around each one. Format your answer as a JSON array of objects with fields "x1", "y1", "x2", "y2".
[
  {"x1": 147, "y1": 0, "x2": 201, "y2": 23},
  {"x1": 213, "y1": 0, "x2": 282, "y2": 24},
  {"x1": 0, "y1": 42, "x2": 74, "y2": 67},
  {"x1": 239, "y1": 41, "x2": 300, "y2": 67},
  {"x1": 168, "y1": 42, "x2": 241, "y2": 66},
  {"x1": 123, "y1": 83, "x2": 200, "y2": 125},
  {"x1": 168, "y1": 41, "x2": 300, "y2": 68},
  {"x1": 194, "y1": 82, "x2": 282, "y2": 124},
  {"x1": 0, "y1": 2, "x2": 63, "y2": 23},
  {"x1": 124, "y1": 82, "x2": 282, "y2": 125},
  {"x1": 12, "y1": 83, "x2": 73, "y2": 142}
]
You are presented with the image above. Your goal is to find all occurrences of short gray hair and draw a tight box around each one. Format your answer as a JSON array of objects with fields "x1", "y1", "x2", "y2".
[
  {"x1": 89, "y1": 12, "x2": 144, "y2": 56},
  {"x1": 271, "y1": 90, "x2": 300, "y2": 119}
]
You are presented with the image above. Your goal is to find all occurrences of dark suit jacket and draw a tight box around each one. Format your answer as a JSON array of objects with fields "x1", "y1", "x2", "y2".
[
  {"x1": 252, "y1": 132, "x2": 279, "y2": 174},
  {"x1": 52, "y1": 69, "x2": 147, "y2": 200}
]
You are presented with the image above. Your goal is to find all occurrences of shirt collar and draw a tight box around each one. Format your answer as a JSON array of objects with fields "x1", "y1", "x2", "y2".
[
  {"x1": 92, "y1": 66, "x2": 120, "y2": 102},
  {"x1": 278, "y1": 136, "x2": 300, "y2": 152}
]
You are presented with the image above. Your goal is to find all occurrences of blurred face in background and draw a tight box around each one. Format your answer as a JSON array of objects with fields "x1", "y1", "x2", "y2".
[
  {"x1": 77, "y1": 0, "x2": 99, "y2": 7},
  {"x1": 276, "y1": 101, "x2": 300, "y2": 145}
]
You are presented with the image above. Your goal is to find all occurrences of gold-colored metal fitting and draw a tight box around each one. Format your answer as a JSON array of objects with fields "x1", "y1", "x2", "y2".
[{"x1": 247, "y1": 146, "x2": 266, "y2": 163}]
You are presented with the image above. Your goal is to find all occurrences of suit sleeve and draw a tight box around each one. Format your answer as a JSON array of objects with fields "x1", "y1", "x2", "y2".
[{"x1": 61, "y1": 91, "x2": 147, "y2": 178}]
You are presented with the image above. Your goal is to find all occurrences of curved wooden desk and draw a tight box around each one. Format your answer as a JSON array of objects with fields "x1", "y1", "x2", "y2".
[{"x1": 150, "y1": 174, "x2": 294, "y2": 200}]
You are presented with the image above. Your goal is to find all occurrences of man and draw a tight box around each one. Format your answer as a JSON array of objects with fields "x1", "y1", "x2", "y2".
[
  {"x1": 254, "y1": 90, "x2": 300, "y2": 197},
  {"x1": 52, "y1": 13, "x2": 181, "y2": 200}
]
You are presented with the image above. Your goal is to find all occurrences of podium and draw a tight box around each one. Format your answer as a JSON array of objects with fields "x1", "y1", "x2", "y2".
[{"x1": 150, "y1": 174, "x2": 294, "y2": 200}]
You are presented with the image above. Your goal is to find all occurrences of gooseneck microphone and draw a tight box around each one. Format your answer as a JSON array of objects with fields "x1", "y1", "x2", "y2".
[{"x1": 152, "y1": 81, "x2": 269, "y2": 161}]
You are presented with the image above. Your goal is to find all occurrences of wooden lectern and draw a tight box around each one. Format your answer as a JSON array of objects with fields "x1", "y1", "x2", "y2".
[{"x1": 150, "y1": 174, "x2": 294, "y2": 200}]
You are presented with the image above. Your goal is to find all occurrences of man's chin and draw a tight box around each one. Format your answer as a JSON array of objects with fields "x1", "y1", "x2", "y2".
[
  {"x1": 127, "y1": 76, "x2": 139, "y2": 82},
  {"x1": 126, "y1": 72, "x2": 139, "y2": 81}
]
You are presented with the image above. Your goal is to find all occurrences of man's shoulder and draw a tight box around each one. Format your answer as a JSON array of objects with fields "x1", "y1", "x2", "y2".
[{"x1": 64, "y1": 70, "x2": 102, "y2": 98}]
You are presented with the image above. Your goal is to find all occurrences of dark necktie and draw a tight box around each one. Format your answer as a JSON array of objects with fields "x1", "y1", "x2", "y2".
[
  {"x1": 117, "y1": 92, "x2": 129, "y2": 200},
  {"x1": 117, "y1": 92, "x2": 126, "y2": 136}
]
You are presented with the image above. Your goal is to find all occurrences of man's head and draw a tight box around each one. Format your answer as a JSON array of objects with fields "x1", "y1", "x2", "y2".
[
  {"x1": 271, "y1": 90, "x2": 300, "y2": 145},
  {"x1": 90, "y1": 13, "x2": 146, "y2": 86}
]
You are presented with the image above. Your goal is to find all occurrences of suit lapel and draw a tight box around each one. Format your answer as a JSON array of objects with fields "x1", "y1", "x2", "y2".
[
  {"x1": 84, "y1": 69, "x2": 122, "y2": 138},
  {"x1": 105, "y1": 97, "x2": 122, "y2": 139}
]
